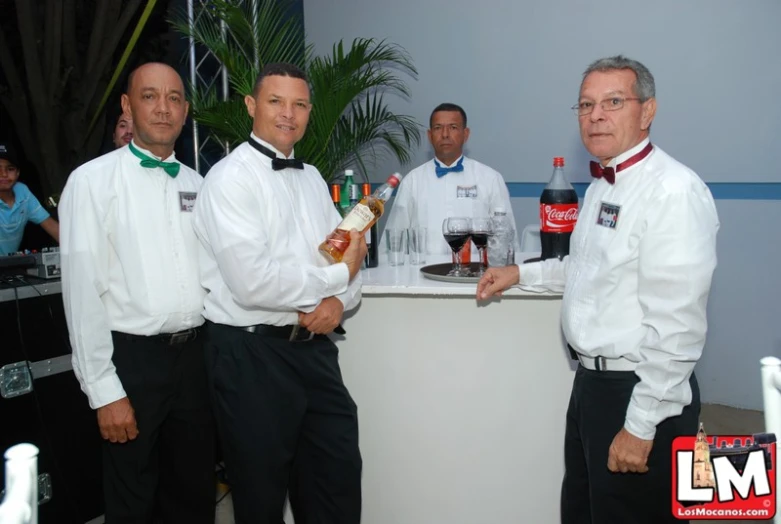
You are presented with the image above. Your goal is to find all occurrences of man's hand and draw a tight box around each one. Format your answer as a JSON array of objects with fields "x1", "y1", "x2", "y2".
[
  {"x1": 607, "y1": 427, "x2": 653, "y2": 473},
  {"x1": 298, "y1": 296, "x2": 345, "y2": 334},
  {"x1": 342, "y1": 229, "x2": 368, "y2": 281},
  {"x1": 97, "y1": 397, "x2": 139, "y2": 444},
  {"x1": 476, "y1": 266, "x2": 520, "y2": 300}
]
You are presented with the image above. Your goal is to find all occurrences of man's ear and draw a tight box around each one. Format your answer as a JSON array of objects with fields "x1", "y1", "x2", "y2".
[
  {"x1": 640, "y1": 98, "x2": 656, "y2": 131},
  {"x1": 244, "y1": 95, "x2": 256, "y2": 118},
  {"x1": 120, "y1": 94, "x2": 131, "y2": 118}
]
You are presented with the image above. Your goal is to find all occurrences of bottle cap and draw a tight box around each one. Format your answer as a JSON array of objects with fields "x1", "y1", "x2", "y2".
[
  {"x1": 330, "y1": 184, "x2": 340, "y2": 202},
  {"x1": 345, "y1": 169, "x2": 354, "y2": 177},
  {"x1": 362, "y1": 183, "x2": 371, "y2": 196},
  {"x1": 387, "y1": 172, "x2": 403, "y2": 188},
  {"x1": 553, "y1": 157, "x2": 565, "y2": 167}
]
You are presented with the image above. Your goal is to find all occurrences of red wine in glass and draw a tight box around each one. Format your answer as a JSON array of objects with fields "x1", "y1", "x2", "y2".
[{"x1": 444, "y1": 234, "x2": 470, "y2": 253}]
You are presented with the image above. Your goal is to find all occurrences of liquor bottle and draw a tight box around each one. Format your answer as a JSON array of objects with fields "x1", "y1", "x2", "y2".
[
  {"x1": 340, "y1": 169, "x2": 355, "y2": 210},
  {"x1": 319, "y1": 173, "x2": 402, "y2": 263},
  {"x1": 540, "y1": 157, "x2": 578, "y2": 260},
  {"x1": 362, "y1": 183, "x2": 379, "y2": 268},
  {"x1": 331, "y1": 184, "x2": 343, "y2": 217}
]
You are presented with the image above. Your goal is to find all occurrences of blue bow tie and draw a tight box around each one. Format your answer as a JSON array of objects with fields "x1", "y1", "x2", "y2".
[{"x1": 434, "y1": 157, "x2": 464, "y2": 178}]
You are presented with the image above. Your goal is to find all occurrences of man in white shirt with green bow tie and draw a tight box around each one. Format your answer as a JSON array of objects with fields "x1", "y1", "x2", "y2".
[{"x1": 60, "y1": 62, "x2": 215, "y2": 524}]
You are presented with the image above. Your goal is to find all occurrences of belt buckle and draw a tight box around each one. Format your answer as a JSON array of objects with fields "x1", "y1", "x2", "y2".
[
  {"x1": 289, "y1": 325, "x2": 315, "y2": 342},
  {"x1": 169, "y1": 329, "x2": 193, "y2": 346}
]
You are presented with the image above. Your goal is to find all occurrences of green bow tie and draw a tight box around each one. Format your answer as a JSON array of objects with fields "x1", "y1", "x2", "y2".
[{"x1": 128, "y1": 142, "x2": 180, "y2": 178}]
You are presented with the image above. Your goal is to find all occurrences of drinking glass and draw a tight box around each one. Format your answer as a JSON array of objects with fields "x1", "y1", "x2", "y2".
[
  {"x1": 470, "y1": 217, "x2": 492, "y2": 276},
  {"x1": 442, "y1": 217, "x2": 471, "y2": 277}
]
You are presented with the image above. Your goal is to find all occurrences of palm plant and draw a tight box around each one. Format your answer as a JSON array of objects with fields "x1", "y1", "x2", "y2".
[{"x1": 171, "y1": 0, "x2": 421, "y2": 181}]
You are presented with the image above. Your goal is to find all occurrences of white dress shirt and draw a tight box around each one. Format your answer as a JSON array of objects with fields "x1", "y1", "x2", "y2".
[
  {"x1": 60, "y1": 143, "x2": 206, "y2": 409},
  {"x1": 192, "y1": 134, "x2": 361, "y2": 327},
  {"x1": 383, "y1": 156, "x2": 518, "y2": 254},
  {"x1": 518, "y1": 139, "x2": 719, "y2": 440}
]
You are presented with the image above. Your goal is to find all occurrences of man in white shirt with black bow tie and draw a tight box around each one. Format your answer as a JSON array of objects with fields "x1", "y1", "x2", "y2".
[
  {"x1": 60, "y1": 62, "x2": 215, "y2": 524},
  {"x1": 383, "y1": 102, "x2": 517, "y2": 255},
  {"x1": 477, "y1": 56, "x2": 719, "y2": 524},
  {"x1": 193, "y1": 62, "x2": 366, "y2": 524}
]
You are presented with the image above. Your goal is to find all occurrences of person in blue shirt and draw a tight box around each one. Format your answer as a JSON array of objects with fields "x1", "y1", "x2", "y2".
[{"x1": 0, "y1": 142, "x2": 60, "y2": 255}]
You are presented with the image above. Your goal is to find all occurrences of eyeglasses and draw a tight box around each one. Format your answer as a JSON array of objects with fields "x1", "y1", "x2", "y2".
[{"x1": 571, "y1": 97, "x2": 642, "y2": 116}]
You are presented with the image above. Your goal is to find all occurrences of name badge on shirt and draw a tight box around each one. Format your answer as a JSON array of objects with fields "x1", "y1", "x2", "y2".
[
  {"x1": 179, "y1": 192, "x2": 197, "y2": 212},
  {"x1": 597, "y1": 201, "x2": 620, "y2": 229},
  {"x1": 457, "y1": 185, "x2": 477, "y2": 198}
]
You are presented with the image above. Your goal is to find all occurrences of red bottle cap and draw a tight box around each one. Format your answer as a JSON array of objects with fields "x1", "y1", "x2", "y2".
[
  {"x1": 387, "y1": 172, "x2": 403, "y2": 188},
  {"x1": 362, "y1": 183, "x2": 371, "y2": 196},
  {"x1": 553, "y1": 157, "x2": 565, "y2": 167}
]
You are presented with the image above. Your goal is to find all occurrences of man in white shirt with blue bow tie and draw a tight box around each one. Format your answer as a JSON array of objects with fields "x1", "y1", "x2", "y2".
[
  {"x1": 383, "y1": 103, "x2": 517, "y2": 255},
  {"x1": 477, "y1": 56, "x2": 719, "y2": 524}
]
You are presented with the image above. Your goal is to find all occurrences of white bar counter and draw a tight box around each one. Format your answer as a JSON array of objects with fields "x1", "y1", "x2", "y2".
[{"x1": 335, "y1": 255, "x2": 575, "y2": 524}]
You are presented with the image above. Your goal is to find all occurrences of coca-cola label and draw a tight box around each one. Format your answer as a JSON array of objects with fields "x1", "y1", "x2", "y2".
[{"x1": 540, "y1": 203, "x2": 579, "y2": 233}]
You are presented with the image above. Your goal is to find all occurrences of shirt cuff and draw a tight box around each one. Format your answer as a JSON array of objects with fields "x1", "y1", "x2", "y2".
[
  {"x1": 321, "y1": 263, "x2": 350, "y2": 298},
  {"x1": 85, "y1": 374, "x2": 127, "y2": 410},
  {"x1": 517, "y1": 262, "x2": 542, "y2": 288},
  {"x1": 624, "y1": 403, "x2": 658, "y2": 441}
]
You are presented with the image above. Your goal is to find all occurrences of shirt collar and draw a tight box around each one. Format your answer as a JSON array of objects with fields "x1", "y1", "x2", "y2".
[
  {"x1": 0, "y1": 183, "x2": 27, "y2": 211},
  {"x1": 128, "y1": 140, "x2": 178, "y2": 163},
  {"x1": 433, "y1": 155, "x2": 465, "y2": 169},
  {"x1": 250, "y1": 133, "x2": 295, "y2": 160},
  {"x1": 606, "y1": 138, "x2": 651, "y2": 169}
]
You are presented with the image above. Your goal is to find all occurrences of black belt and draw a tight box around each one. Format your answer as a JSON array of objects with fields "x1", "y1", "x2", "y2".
[
  {"x1": 114, "y1": 327, "x2": 200, "y2": 346},
  {"x1": 241, "y1": 324, "x2": 326, "y2": 342}
]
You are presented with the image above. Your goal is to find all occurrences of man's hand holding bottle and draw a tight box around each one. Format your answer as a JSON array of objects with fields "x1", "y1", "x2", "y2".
[{"x1": 342, "y1": 229, "x2": 368, "y2": 280}]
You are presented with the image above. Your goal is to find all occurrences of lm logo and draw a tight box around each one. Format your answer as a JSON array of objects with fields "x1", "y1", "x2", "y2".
[{"x1": 672, "y1": 424, "x2": 776, "y2": 520}]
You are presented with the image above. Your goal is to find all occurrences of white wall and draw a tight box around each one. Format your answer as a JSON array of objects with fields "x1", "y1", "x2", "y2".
[{"x1": 304, "y1": 0, "x2": 781, "y2": 409}]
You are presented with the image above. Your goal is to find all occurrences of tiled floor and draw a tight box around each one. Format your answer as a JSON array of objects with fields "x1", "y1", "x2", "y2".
[{"x1": 211, "y1": 403, "x2": 771, "y2": 524}]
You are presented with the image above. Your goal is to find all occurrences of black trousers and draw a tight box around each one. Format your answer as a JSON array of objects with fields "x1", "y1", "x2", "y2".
[
  {"x1": 203, "y1": 321, "x2": 362, "y2": 524},
  {"x1": 104, "y1": 331, "x2": 216, "y2": 524},
  {"x1": 561, "y1": 366, "x2": 700, "y2": 524}
]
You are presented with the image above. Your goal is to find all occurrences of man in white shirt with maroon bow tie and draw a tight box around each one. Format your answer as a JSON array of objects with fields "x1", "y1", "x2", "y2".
[{"x1": 477, "y1": 55, "x2": 720, "y2": 523}]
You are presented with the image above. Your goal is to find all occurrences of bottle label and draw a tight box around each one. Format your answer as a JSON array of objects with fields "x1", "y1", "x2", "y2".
[
  {"x1": 540, "y1": 203, "x2": 579, "y2": 233},
  {"x1": 337, "y1": 203, "x2": 374, "y2": 233}
]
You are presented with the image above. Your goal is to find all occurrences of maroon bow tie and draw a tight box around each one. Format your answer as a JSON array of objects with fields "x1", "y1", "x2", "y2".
[
  {"x1": 589, "y1": 142, "x2": 654, "y2": 185},
  {"x1": 590, "y1": 162, "x2": 616, "y2": 184}
]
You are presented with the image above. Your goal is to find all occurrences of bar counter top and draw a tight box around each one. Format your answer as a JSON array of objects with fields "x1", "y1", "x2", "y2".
[{"x1": 359, "y1": 253, "x2": 559, "y2": 297}]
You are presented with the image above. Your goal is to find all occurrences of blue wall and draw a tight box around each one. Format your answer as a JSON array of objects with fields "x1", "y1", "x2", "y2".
[{"x1": 304, "y1": 0, "x2": 781, "y2": 410}]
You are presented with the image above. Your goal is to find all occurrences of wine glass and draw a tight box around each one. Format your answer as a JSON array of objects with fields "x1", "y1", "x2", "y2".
[
  {"x1": 442, "y1": 217, "x2": 471, "y2": 277},
  {"x1": 470, "y1": 217, "x2": 492, "y2": 276}
]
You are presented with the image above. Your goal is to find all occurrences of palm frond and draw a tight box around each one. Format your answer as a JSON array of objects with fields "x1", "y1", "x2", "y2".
[{"x1": 170, "y1": 4, "x2": 420, "y2": 180}]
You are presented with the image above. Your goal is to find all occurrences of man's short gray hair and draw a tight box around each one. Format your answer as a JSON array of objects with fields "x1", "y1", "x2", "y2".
[{"x1": 581, "y1": 55, "x2": 656, "y2": 101}]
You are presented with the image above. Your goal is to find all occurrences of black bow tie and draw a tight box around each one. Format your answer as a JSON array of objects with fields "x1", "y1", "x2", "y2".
[{"x1": 248, "y1": 138, "x2": 304, "y2": 171}]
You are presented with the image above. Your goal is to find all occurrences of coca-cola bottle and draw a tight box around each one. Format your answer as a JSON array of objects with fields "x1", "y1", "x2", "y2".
[{"x1": 540, "y1": 157, "x2": 578, "y2": 260}]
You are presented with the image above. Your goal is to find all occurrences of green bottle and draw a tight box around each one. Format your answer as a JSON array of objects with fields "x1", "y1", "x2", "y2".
[{"x1": 340, "y1": 169, "x2": 354, "y2": 210}]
